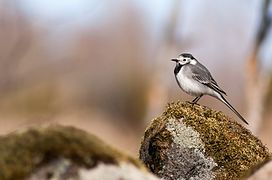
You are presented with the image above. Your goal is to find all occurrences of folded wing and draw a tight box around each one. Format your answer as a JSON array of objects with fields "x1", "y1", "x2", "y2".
[{"x1": 189, "y1": 64, "x2": 227, "y2": 95}]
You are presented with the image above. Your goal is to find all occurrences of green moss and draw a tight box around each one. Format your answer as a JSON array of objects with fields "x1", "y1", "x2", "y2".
[
  {"x1": 0, "y1": 125, "x2": 143, "y2": 180},
  {"x1": 161, "y1": 101, "x2": 271, "y2": 179}
]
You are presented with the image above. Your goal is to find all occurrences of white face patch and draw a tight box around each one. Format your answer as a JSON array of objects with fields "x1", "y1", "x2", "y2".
[
  {"x1": 190, "y1": 59, "x2": 197, "y2": 65},
  {"x1": 177, "y1": 56, "x2": 191, "y2": 65}
]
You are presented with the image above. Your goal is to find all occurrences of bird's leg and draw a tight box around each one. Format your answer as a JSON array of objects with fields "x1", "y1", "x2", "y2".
[
  {"x1": 191, "y1": 94, "x2": 203, "y2": 104},
  {"x1": 191, "y1": 96, "x2": 200, "y2": 104}
]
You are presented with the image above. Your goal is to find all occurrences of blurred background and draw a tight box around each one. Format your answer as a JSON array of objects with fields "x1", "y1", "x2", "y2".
[{"x1": 0, "y1": 0, "x2": 271, "y2": 155}]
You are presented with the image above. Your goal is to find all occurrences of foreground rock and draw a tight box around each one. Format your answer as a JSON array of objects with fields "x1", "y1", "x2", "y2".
[
  {"x1": 139, "y1": 101, "x2": 271, "y2": 180},
  {"x1": 0, "y1": 125, "x2": 158, "y2": 180}
]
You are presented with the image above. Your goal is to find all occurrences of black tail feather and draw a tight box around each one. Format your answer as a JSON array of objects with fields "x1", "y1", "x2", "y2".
[{"x1": 218, "y1": 94, "x2": 249, "y2": 125}]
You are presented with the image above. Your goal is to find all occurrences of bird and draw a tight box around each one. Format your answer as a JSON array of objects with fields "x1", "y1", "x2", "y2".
[{"x1": 171, "y1": 53, "x2": 249, "y2": 125}]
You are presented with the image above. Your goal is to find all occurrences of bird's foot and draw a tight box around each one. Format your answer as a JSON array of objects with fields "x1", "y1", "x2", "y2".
[{"x1": 188, "y1": 101, "x2": 198, "y2": 106}]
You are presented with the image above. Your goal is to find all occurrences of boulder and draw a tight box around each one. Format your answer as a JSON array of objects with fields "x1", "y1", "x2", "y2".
[
  {"x1": 139, "y1": 101, "x2": 271, "y2": 180},
  {"x1": 0, "y1": 125, "x2": 158, "y2": 180}
]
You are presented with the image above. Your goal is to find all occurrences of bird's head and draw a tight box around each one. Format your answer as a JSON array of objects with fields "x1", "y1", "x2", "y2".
[{"x1": 171, "y1": 53, "x2": 197, "y2": 66}]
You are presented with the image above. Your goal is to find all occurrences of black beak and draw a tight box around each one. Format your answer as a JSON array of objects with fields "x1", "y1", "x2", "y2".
[{"x1": 171, "y1": 58, "x2": 178, "y2": 62}]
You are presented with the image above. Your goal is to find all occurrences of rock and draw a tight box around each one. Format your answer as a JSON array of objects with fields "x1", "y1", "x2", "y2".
[
  {"x1": 0, "y1": 125, "x2": 158, "y2": 180},
  {"x1": 79, "y1": 162, "x2": 157, "y2": 180},
  {"x1": 139, "y1": 101, "x2": 271, "y2": 180}
]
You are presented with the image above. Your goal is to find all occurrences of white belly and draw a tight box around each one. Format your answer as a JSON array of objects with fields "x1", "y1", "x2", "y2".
[{"x1": 175, "y1": 71, "x2": 216, "y2": 97}]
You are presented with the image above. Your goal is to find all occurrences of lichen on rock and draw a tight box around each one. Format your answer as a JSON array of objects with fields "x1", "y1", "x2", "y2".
[
  {"x1": 79, "y1": 162, "x2": 158, "y2": 180},
  {"x1": 160, "y1": 118, "x2": 217, "y2": 180},
  {"x1": 139, "y1": 101, "x2": 271, "y2": 180}
]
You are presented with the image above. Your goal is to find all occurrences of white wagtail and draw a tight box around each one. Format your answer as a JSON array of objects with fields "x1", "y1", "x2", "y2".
[{"x1": 171, "y1": 53, "x2": 248, "y2": 125}]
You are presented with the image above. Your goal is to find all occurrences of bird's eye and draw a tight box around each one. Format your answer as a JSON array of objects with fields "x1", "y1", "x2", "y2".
[{"x1": 183, "y1": 59, "x2": 186, "y2": 62}]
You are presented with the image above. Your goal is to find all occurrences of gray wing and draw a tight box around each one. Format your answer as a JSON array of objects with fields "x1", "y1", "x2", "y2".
[{"x1": 188, "y1": 63, "x2": 227, "y2": 95}]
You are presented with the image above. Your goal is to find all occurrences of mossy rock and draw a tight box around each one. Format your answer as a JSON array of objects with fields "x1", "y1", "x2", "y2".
[
  {"x1": 0, "y1": 125, "x2": 156, "y2": 180},
  {"x1": 139, "y1": 101, "x2": 271, "y2": 180}
]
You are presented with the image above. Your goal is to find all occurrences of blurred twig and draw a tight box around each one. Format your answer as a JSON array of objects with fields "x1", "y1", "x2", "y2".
[
  {"x1": 0, "y1": 1, "x2": 32, "y2": 94},
  {"x1": 256, "y1": 0, "x2": 271, "y2": 48},
  {"x1": 246, "y1": 0, "x2": 271, "y2": 133}
]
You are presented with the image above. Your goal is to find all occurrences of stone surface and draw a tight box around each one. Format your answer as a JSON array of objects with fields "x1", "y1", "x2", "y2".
[
  {"x1": 79, "y1": 162, "x2": 158, "y2": 180},
  {"x1": 139, "y1": 101, "x2": 271, "y2": 180}
]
